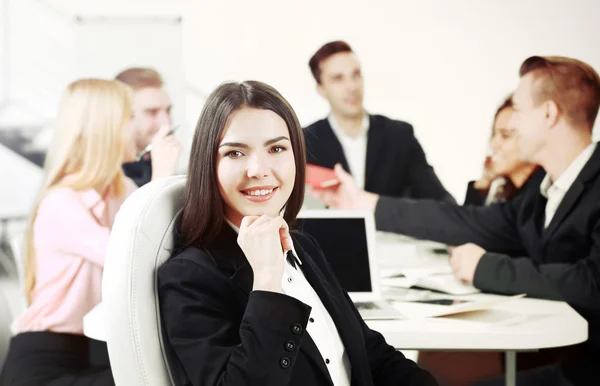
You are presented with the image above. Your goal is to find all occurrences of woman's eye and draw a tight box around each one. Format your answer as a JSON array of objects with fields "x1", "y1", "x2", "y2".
[
  {"x1": 226, "y1": 150, "x2": 244, "y2": 158},
  {"x1": 270, "y1": 145, "x2": 286, "y2": 153}
]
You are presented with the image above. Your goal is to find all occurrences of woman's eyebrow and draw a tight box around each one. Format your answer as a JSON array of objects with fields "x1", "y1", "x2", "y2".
[
  {"x1": 219, "y1": 141, "x2": 248, "y2": 148},
  {"x1": 264, "y1": 136, "x2": 290, "y2": 146}
]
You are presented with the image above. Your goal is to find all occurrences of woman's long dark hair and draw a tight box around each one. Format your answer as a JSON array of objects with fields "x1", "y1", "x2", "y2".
[{"x1": 179, "y1": 81, "x2": 306, "y2": 248}]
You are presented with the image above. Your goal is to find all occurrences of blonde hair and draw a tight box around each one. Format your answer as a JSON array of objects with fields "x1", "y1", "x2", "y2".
[{"x1": 24, "y1": 79, "x2": 133, "y2": 304}]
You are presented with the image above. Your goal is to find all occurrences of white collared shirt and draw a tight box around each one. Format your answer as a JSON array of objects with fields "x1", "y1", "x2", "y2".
[
  {"x1": 226, "y1": 220, "x2": 351, "y2": 385},
  {"x1": 328, "y1": 113, "x2": 370, "y2": 189},
  {"x1": 540, "y1": 142, "x2": 597, "y2": 228}
]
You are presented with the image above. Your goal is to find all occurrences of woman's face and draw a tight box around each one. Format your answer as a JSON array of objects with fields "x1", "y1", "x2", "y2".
[
  {"x1": 489, "y1": 107, "x2": 526, "y2": 176},
  {"x1": 217, "y1": 107, "x2": 296, "y2": 227}
]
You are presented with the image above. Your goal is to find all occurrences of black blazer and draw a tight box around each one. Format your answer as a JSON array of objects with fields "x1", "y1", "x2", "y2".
[
  {"x1": 158, "y1": 227, "x2": 437, "y2": 386},
  {"x1": 463, "y1": 172, "x2": 539, "y2": 206},
  {"x1": 122, "y1": 158, "x2": 152, "y2": 187},
  {"x1": 304, "y1": 115, "x2": 454, "y2": 202},
  {"x1": 374, "y1": 146, "x2": 600, "y2": 384}
]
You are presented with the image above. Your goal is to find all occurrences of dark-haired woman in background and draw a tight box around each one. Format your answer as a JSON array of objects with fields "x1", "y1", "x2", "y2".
[
  {"x1": 157, "y1": 81, "x2": 437, "y2": 386},
  {"x1": 464, "y1": 94, "x2": 539, "y2": 206}
]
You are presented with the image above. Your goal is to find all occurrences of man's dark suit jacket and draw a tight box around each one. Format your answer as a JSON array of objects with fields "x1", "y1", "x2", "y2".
[
  {"x1": 374, "y1": 145, "x2": 600, "y2": 385},
  {"x1": 157, "y1": 227, "x2": 437, "y2": 386},
  {"x1": 304, "y1": 115, "x2": 454, "y2": 202},
  {"x1": 122, "y1": 158, "x2": 152, "y2": 187}
]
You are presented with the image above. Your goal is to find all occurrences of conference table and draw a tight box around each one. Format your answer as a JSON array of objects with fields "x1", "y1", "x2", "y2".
[{"x1": 84, "y1": 232, "x2": 588, "y2": 386}]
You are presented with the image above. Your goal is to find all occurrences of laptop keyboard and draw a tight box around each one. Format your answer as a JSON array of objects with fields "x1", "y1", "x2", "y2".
[{"x1": 354, "y1": 302, "x2": 382, "y2": 311}]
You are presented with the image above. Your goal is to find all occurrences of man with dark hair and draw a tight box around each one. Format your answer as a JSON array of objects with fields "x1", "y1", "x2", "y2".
[
  {"x1": 304, "y1": 41, "x2": 453, "y2": 201},
  {"x1": 312, "y1": 55, "x2": 600, "y2": 385},
  {"x1": 116, "y1": 67, "x2": 181, "y2": 186}
]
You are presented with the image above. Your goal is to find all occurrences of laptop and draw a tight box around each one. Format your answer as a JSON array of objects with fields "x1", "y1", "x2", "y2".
[{"x1": 296, "y1": 209, "x2": 404, "y2": 320}]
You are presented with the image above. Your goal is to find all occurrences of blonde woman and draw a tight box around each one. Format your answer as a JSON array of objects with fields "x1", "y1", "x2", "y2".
[{"x1": 0, "y1": 79, "x2": 137, "y2": 386}]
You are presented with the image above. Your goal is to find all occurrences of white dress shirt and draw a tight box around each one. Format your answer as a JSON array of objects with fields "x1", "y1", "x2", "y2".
[
  {"x1": 540, "y1": 142, "x2": 597, "y2": 228},
  {"x1": 328, "y1": 113, "x2": 370, "y2": 189},
  {"x1": 226, "y1": 220, "x2": 351, "y2": 385}
]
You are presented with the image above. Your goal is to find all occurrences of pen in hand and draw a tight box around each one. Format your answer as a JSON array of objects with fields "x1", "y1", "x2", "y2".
[{"x1": 136, "y1": 125, "x2": 179, "y2": 161}]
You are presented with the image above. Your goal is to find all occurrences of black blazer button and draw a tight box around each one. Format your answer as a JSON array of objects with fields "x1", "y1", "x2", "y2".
[
  {"x1": 291, "y1": 323, "x2": 302, "y2": 334},
  {"x1": 280, "y1": 357, "x2": 291, "y2": 368},
  {"x1": 285, "y1": 341, "x2": 296, "y2": 351}
]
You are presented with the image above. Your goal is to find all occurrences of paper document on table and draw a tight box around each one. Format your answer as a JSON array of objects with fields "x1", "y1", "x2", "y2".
[
  {"x1": 401, "y1": 266, "x2": 453, "y2": 278},
  {"x1": 382, "y1": 273, "x2": 481, "y2": 295},
  {"x1": 395, "y1": 294, "x2": 527, "y2": 319}
]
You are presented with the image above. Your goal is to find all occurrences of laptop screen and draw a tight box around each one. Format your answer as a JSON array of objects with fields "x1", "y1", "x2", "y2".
[{"x1": 296, "y1": 217, "x2": 372, "y2": 293}]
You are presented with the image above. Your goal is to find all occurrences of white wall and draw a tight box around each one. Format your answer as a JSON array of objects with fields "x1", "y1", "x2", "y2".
[
  {"x1": 2, "y1": 0, "x2": 600, "y2": 203},
  {"x1": 183, "y1": 0, "x2": 600, "y2": 201},
  {"x1": 73, "y1": 16, "x2": 188, "y2": 171},
  {"x1": 1, "y1": 0, "x2": 76, "y2": 123}
]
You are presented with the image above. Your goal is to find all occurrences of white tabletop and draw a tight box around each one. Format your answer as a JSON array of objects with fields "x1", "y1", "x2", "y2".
[
  {"x1": 84, "y1": 232, "x2": 588, "y2": 352},
  {"x1": 367, "y1": 232, "x2": 587, "y2": 350},
  {"x1": 367, "y1": 294, "x2": 587, "y2": 351}
]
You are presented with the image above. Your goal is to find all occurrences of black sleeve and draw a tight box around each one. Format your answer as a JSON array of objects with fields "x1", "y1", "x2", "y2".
[
  {"x1": 158, "y1": 258, "x2": 312, "y2": 386},
  {"x1": 404, "y1": 126, "x2": 455, "y2": 203},
  {"x1": 297, "y1": 232, "x2": 438, "y2": 386},
  {"x1": 374, "y1": 195, "x2": 525, "y2": 255},
  {"x1": 463, "y1": 181, "x2": 487, "y2": 206},
  {"x1": 474, "y1": 217, "x2": 600, "y2": 312}
]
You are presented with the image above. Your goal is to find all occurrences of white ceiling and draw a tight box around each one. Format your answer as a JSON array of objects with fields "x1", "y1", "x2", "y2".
[{"x1": 39, "y1": 0, "x2": 187, "y2": 18}]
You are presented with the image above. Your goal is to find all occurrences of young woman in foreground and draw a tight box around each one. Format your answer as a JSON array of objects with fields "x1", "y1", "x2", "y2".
[{"x1": 158, "y1": 81, "x2": 437, "y2": 386}]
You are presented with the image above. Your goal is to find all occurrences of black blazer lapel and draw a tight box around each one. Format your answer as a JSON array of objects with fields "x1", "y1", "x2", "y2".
[
  {"x1": 309, "y1": 119, "x2": 351, "y2": 173},
  {"x1": 298, "y1": 332, "x2": 334, "y2": 385},
  {"x1": 364, "y1": 116, "x2": 386, "y2": 190},
  {"x1": 543, "y1": 146, "x2": 600, "y2": 241},
  {"x1": 294, "y1": 236, "x2": 367, "y2": 384},
  {"x1": 210, "y1": 229, "x2": 335, "y2": 384},
  {"x1": 542, "y1": 181, "x2": 584, "y2": 242}
]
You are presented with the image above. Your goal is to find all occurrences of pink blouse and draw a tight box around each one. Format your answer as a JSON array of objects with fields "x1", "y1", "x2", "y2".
[{"x1": 12, "y1": 178, "x2": 137, "y2": 335}]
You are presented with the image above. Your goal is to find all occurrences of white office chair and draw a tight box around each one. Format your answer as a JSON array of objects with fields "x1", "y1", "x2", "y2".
[{"x1": 102, "y1": 176, "x2": 186, "y2": 386}]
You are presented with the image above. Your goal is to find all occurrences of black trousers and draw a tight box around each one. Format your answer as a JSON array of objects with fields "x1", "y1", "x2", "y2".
[{"x1": 0, "y1": 331, "x2": 114, "y2": 386}]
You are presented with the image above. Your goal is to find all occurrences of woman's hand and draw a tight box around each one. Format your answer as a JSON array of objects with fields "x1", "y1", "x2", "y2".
[
  {"x1": 473, "y1": 156, "x2": 498, "y2": 190},
  {"x1": 237, "y1": 215, "x2": 292, "y2": 293}
]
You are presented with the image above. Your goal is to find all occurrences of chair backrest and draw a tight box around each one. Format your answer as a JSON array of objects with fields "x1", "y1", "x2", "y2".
[{"x1": 102, "y1": 176, "x2": 186, "y2": 386}]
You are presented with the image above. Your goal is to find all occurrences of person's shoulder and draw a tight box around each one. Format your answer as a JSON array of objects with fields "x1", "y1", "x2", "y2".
[
  {"x1": 518, "y1": 168, "x2": 546, "y2": 197},
  {"x1": 157, "y1": 246, "x2": 224, "y2": 284},
  {"x1": 41, "y1": 186, "x2": 78, "y2": 203},
  {"x1": 38, "y1": 186, "x2": 90, "y2": 214},
  {"x1": 370, "y1": 114, "x2": 414, "y2": 135},
  {"x1": 34, "y1": 188, "x2": 77, "y2": 226},
  {"x1": 303, "y1": 117, "x2": 329, "y2": 133},
  {"x1": 161, "y1": 247, "x2": 215, "y2": 270}
]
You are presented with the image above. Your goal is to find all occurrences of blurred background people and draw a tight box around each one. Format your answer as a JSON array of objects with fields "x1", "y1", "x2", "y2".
[
  {"x1": 0, "y1": 79, "x2": 137, "y2": 386},
  {"x1": 304, "y1": 41, "x2": 454, "y2": 202},
  {"x1": 116, "y1": 67, "x2": 182, "y2": 187}
]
